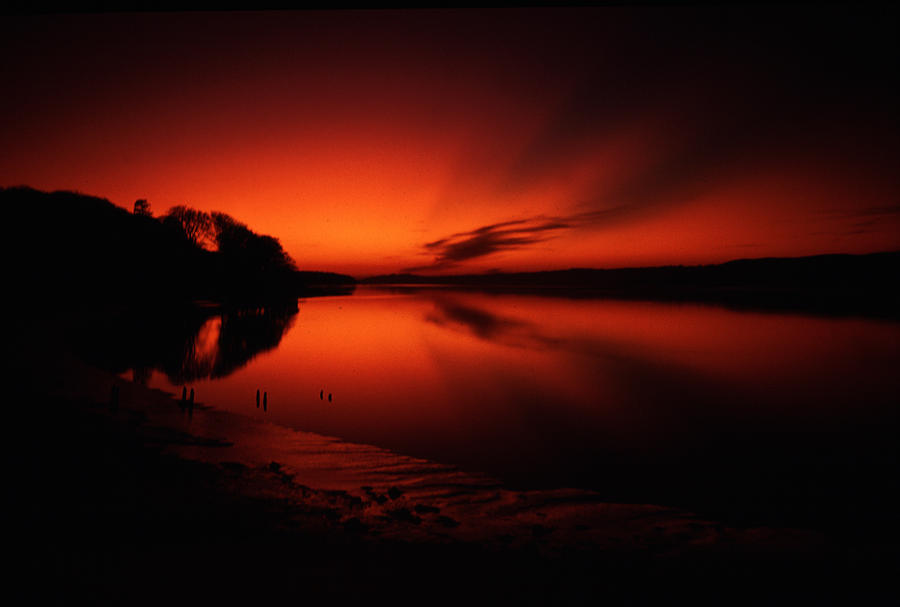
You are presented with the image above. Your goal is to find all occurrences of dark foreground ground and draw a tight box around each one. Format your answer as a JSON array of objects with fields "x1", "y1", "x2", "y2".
[{"x1": 11, "y1": 345, "x2": 898, "y2": 606}]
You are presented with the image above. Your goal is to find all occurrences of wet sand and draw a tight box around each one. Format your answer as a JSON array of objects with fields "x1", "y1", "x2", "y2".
[{"x1": 13, "y1": 345, "x2": 894, "y2": 605}]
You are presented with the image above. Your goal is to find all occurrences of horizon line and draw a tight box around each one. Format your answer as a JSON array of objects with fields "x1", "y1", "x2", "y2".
[{"x1": 353, "y1": 250, "x2": 900, "y2": 281}]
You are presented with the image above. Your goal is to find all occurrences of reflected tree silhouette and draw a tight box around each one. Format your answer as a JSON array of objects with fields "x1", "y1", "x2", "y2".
[
  {"x1": 59, "y1": 298, "x2": 299, "y2": 385},
  {"x1": 159, "y1": 302, "x2": 299, "y2": 384}
]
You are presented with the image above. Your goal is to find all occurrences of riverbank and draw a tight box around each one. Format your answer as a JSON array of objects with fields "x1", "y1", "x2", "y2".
[{"x1": 13, "y1": 343, "x2": 895, "y2": 605}]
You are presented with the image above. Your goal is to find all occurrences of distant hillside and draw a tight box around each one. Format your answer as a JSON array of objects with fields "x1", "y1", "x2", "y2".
[
  {"x1": 362, "y1": 252, "x2": 900, "y2": 318},
  {"x1": 363, "y1": 253, "x2": 900, "y2": 287},
  {"x1": 3, "y1": 186, "x2": 354, "y2": 309}
]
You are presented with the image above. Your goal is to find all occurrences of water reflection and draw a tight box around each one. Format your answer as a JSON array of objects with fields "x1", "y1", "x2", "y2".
[
  {"x1": 83, "y1": 302, "x2": 299, "y2": 385},
  {"x1": 427, "y1": 298, "x2": 532, "y2": 344},
  {"x1": 417, "y1": 292, "x2": 900, "y2": 528},
  {"x1": 160, "y1": 304, "x2": 298, "y2": 383},
  {"x1": 425, "y1": 294, "x2": 751, "y2": 430},
  {"x1": 120, "y1": 289, "x2": 899, "y2": 529}
]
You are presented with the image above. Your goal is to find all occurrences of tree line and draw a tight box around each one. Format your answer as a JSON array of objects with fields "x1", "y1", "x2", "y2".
[
  {"x1": 4, "y1": 186, "x2": 352, "y2": 314},
  {"x1": 137, "y1": 199, "x2": 297, "y2": 278}
]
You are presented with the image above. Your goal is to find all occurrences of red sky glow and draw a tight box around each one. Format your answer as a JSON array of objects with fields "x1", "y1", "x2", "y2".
[{"x1": 2, "y1": 8, "x2": 898, "y2": 277}]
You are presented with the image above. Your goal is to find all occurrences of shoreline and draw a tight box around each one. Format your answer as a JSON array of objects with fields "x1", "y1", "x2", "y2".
[{"x1": 16, "y1": 344, "x2": 893, "y2": 603}]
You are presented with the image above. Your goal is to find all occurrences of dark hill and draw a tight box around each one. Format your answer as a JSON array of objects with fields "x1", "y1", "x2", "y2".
[
  {"x1": 3, "y1": 186, "x2": 355, "y2": 309},
  {"x1": 362, "y1": 252, "x2": 900, "y2": 319}
]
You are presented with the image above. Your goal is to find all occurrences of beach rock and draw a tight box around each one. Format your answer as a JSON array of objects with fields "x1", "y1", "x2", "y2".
[
  {"x1": 346, "y1": 496, "x2": 364, "y2": 509},
  {"x1": 362, "y1": 486, "x2": 388, "y2": 504},
  {"x1": 435, "y1": 515, "x2": 460, "y2": 528},
  {"x1": 387, "y1": 486, "x2": 403, "y2": 500},
  {"x1": 343, "y1": 517, "x2": 369, "y2": 535},
  {"x1": 320, "y1": 508, "x2": 341, "y2": 523},
  {"x1": 387, "y1": 507, "x2": 421, "y2": 525}
]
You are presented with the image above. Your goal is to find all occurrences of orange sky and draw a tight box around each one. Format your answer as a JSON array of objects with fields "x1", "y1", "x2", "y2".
[{"x1": 2, "y1": 8, "x2": 898, "y2": 277}]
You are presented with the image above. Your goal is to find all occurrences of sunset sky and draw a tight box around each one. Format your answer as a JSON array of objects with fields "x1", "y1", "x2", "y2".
[{"x1": 2, "y1": 7, "x2": 898, "y2": 277}]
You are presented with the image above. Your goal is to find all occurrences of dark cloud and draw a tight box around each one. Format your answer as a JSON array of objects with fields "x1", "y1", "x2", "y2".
[
  {"x1": 851, "y1": 205, "x2": 900, "y2": 218},
  {"x1": 412, "y1": 204, "x2": 684, "y2": 271},
  {"x1": 409, "y1": 218, "x2": 572, "y2": 272},
  {"x1": 817, "y1": 204, "x2": 900, "y2": 232},
  {"x1": 413, "y1": 200, "x2": 713, "y2": 271},
  {"x1": 481, "y1": 7, "x2": 900, "y2": 239}
]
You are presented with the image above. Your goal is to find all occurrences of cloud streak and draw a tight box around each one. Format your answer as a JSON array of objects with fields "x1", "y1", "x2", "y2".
[
  {"x1": 422, "y1": 8, "x2": 900, "y2": 273},
  {"x1": 408, "y1": 218, "x2": 572, "y2": 272},
  {"x1": 409, "y1": 206, "x2": 661, "y2": 272}
]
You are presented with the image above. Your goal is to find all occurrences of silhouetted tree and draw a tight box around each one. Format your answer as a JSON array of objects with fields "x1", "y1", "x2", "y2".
[
  {"x1": 133, "y1": 199, "x2": 152, "y2": 217},
  {"x1": 210, "y1": 211, "x2": 252, "y2": 254},
  {"x1": 161, "y1": 205, "x2": 213, "y2": 248},
  {"x1": 3, "y1": 186, "x2": 354, "y2": 311},
  {"x1": 211, "y1": 211, "x2": 296, "y2": 272},
  {"x1": 248, "y1": 233, "x2": 297, "y2": 273}
]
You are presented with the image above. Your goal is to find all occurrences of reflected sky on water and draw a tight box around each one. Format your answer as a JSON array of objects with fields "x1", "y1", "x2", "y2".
[{"x1": 130, "y1": 287, "x2": 899, "y2": 497}]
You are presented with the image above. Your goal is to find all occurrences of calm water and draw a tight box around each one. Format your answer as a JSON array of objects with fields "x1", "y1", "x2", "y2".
[{"x1": 129, "y1": 287, "x2": 899, "y2": 525}]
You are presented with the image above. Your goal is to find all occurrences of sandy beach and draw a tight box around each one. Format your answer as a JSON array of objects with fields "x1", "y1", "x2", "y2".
[{"x1": 14, "y1": 333, "x2": 894, "y2": 606}]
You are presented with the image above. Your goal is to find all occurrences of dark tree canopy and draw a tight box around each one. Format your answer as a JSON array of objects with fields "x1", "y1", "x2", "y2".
[
  {"x1": 211, "y1": 211, "x2": 296, "y2": 272},
  {"x1": 3, "y1": 187, "x2": 353, "y2": 309},
  {"x1": 162, "y1": 205, "x2": 213, "y2": 248},
  {"x1": 133, "y1": 199, "x2": 151, "y2": 217},
  {"x1": 210, "y1": 211, "x2": 252, "y2": 255}
]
